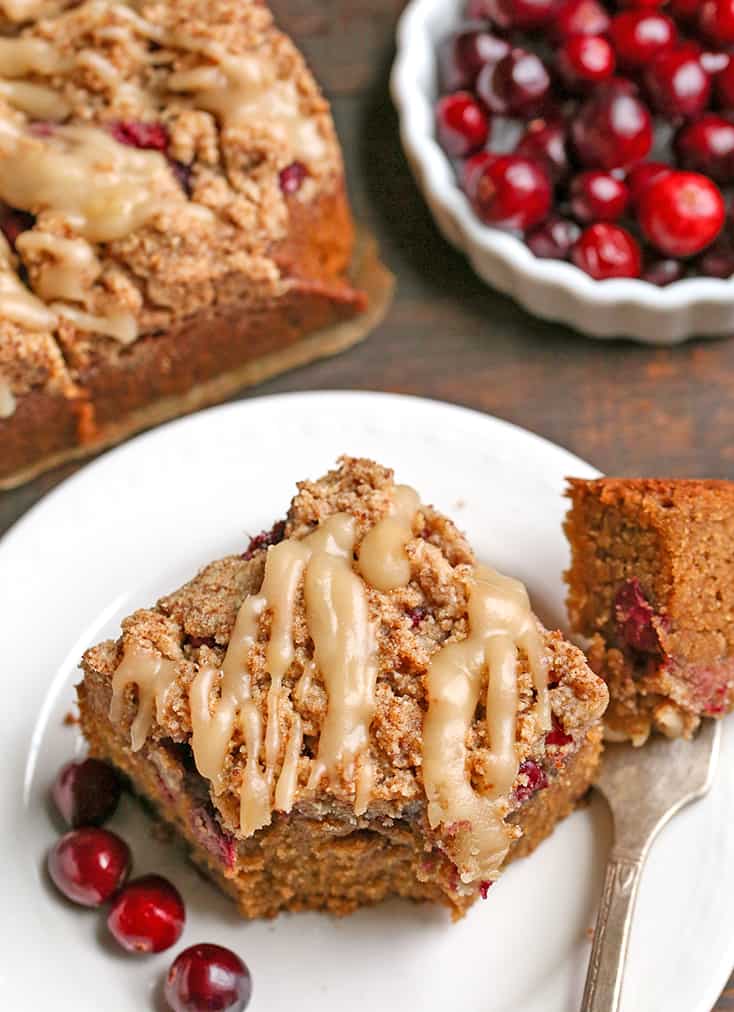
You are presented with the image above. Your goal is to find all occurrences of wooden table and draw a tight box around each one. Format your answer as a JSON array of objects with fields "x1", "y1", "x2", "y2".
[{"x1": 1, "y1": 2, "x2": 732, "y2": 1007}]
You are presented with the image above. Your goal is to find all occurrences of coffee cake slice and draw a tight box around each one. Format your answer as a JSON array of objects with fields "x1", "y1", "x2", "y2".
[
  {"x1": 565, "y1": 477, "x2": 734, "y2": 745},
  {"x1": 78, "y1": 458, "x2": 608, "y2": 920}
]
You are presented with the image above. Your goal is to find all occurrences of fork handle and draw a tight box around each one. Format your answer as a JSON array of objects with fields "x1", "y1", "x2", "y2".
[{"x1": 580, "y1": 853, "x2": 644, "y2": 1012}]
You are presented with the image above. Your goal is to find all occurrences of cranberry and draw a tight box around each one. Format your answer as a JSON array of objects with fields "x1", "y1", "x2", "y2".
[
  {"x1": 715, "y1": 59, "x2": 734, "y2": 109},
  {"x1": 479, "y1": 881, "x2": 494, "y2": 899},
  {"x1": 627, "y1": 161, "x2": 672, "y2": 207},
  {"x1": 570, "y1": 171, "x2": 630, "y2": 222},
  {"x1": 107, "y1": 874, "x2": 185, "y2": 954},
  {"x1": 614, "y1": 579, "x2": 661, "y2": 652},
  {"x1": 572, "y1": 91, "x2": 653, "y2": 170},
  {"x1": 670, "y1": 0, "x2": 699, "y2": 14},
  {"x1": 572, "y1": 224, "x2": 642, "y2": 279},
  {"x1": 514, "y1": 759, "x2": 548, "y2": 803},
  {"x1": 462, "y1": 150, "x2": 499, "y2": 198},
  {"x1": 0, "y1": 206, "x2": 34, "y2": 249},
  {"x1": 554, "y1": 0, "x2": 610, "y2": 38},
  {"x1": 558, "y1": 34, "x2": 616, "y2": 85},
  {"x1": 472, "y1": 155, "x2": 552, "y2": 231},
  {"x1": 110, "y1": 120, "x2": 169, "y2": 151},
  {"x1": 701, "y1": 51, "x2": 731, "y2": 77},
  {"x1": 639, "y1": 171, "x2": 725, "y2": 257},
  {"x1": 435, "y1": 91, "x2": 490, "y2": 157},
  {"x1": 527, "y1": 215, "x2": 581, "y2": 259},
  {"x1": 643, "y1": 258, "x2": 687, "y2": 285},
  {"x1": 165, "y1": 944, "x2": 252, "y2": 1012},
  {"x1": 697, "y1": 235, "x2": 734, "y2": 277},
  {"x1": 674, "y1": 115, "x2": 734, "y2": 183},
  {"x1": 514, "y1": 119, "x2": 569, "y2": 183},
  {"x1": 477, "y1": 48, "x2": 551, "y2": 116},
  {"x1": 645, "y1": 48, "x2": 711, "y2": 120},
  {"x1": 486, "y1": 0, "x2": 561, "y2": 28},
  {"x1": 545, "y1": 717, "x2": 573, "y2": 747},
  {"x1": 48, "y1": 828, "x2": 130, "y2": 907},
  {"x1": 700, "y1": 0, "x2": 734, "y2": 45},
  {"x1": 610, "y1": 12, "x2": 677, "y2": 71},
  {"x1": 242, "y1": 520, "x2": 286, "y2": 560},
  {"x1": 279, "y1": 161, "x2": 307, "y2": 195},
  {"x1": 407, "y1": 606, "x2": 427, "y2": 627},
  {"x1": 438, "y1": 26, "x2": 510, "y2": 91},
  {"x1": 51, "y1": 758, "x2": 122, "y2": 828}
]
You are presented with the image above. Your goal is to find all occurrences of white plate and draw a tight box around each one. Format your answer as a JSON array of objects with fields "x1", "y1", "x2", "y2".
[{"x1": 1, "y1": 391, "x2": 732, "y2": 1012}]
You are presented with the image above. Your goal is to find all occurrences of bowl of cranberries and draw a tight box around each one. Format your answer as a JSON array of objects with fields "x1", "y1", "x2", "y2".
[{"x1": 391, "y1": 0, "x2": 734, "y2": 342}]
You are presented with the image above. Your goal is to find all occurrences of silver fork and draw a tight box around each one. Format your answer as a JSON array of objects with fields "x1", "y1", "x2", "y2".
[{"x1": 581, "y1": 719, "x2": 722, "y2": 1012}]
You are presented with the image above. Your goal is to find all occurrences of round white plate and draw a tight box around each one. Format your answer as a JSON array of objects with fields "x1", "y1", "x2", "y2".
[{"x1": 1, "y1": 391, "x2": 732, "y2": 1012}]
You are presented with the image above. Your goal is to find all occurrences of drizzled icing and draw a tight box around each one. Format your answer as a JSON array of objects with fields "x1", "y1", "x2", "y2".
[
  {"x1": 108, "y1": 478, "x2": 550, "y2": 884},
  {"x1": 0, "y1": 376, "x2": 15, "y2": 418},
  {"x1": 422, "y1": 565, "x2": 548, "y2": 884},
  {"x1": 109, "y1": 643, "x2": 179, "y2": 752}
]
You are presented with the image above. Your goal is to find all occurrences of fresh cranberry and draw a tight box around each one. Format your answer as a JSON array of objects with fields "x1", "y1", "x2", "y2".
[
  {"x1": 639, "y1": 171, "x2": 725, "y2": 257},
  {"x1": 554, "y1": 0, "x2": 611, "y2": 37},
  {"x1": 610, "y1": 12, "x2": 677, "y2": 70},
  {"x1": 643, "y1": 258, "x2": 687, "y2": 285},
  {"x1": 107, "y1": 875, "x2": 185, "y2": 954},
  {"x1": 674, "y1": 115, "x2": 734, "y2": 182},
  {"x1": 558, "y1": 34, "x2": 616, "y2": 85},
  {"x1": 472, "y1": 155, "x2": 552, "y2": 231},
  {"x1": 438, "y1": 26, "x2": 510, "y2": 91},
  {"x1": 570, "y1": 171, "x2": 630, "y2": 223},
  {"x1": 110, "y1": 120, "x2": 169, "y2": 151},
  {"x1": 572, "y1": 224, "x2": 642, "y2": 279},
  {"x1": 462, "y1": 150, "x2": 499, "y2": 198},
  {"x1": 242, "y1": 520, "x2": 286, "y2": 561},
  {"x1": 545, "y1": 717, "x2": 573, "y2": 747},
  {"x1": 165, "y1": 944, "x2": 252, "y2": 1012},
  {"x1": 715, "y1": 59, "x2": 734, "y2": 109},
  {"x1": 701, "y1": 51, "x2": 731, "y2": 77},
  {"x1": 476, "y1": 48, "x2": 551, "y2": 116},
  {"x1": 527, "y1": 215, "x2": 581, "y2": 259},
  {"x1": 486, "y1": 0, "x2": 561, "y2": 28},
  {"x1": 279, "y1": 161, "x2": 307, "y2": 195},
  {"x1": 479, "y1": 881, "x2": 494, "y2": 899},
  {"x1": 48, "y1": 828, "x2": 130, "y2": 907},
  {"x1": 700, "y1": 0, "x2": 734, "y2": 45},
  {"x1": 436, "y1": 91, "x2": 490, "y2": 157},
  {"x1": 0, "y1": 206, "x2": 34, "y2": 249},
  {"x1": 514, "y1": 119, "x2": 569, "y2": 183},
  {"x1": 697, "y1": 235, "x2": 734, "y2": 277},
  {"x1": 670, "y1": 0, "x2": 699, "y2": 13},
  {"x1": 514, "y1": 759, "x2": 548, "y2": 803},
  {"x1": 645, "y1": 48, "x2": 711, "y2": 120},
  {"x1": 572, "y1": 91, "x2": 653, "y2": 170},
  {"x1": 51, "y1": 758, "x2": 122, "y2": 828},
  {"x1": 614, "y1": 579, "x2": 661, "y2": 652},
  {"x1": 627, "y1": 161, "x2": 672, "y2": 208}
]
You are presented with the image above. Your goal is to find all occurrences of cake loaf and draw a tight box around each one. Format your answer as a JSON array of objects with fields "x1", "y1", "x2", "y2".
[{"x1": 0, "y1": 0, "x2": 391, "y2": 488}]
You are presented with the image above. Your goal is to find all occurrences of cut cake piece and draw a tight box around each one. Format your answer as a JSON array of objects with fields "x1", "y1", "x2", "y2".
[
  {"x1": 0, "y1": 0, "x2": 391, "y2": 489},
  {"x1": 565, "y1": 477, "x2": 734, "y2": 745},
  {"x1": 78, "y1": 457, "x2": 608, "y2": 920}
]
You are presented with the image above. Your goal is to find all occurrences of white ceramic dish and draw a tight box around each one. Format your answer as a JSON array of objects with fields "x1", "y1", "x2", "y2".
[
  {"x1": 391, "y1": 0, "x2": 734, "y2": 344},
  {"x1": 1, "y1": 391, "x2": 733, "y2": 1011}
]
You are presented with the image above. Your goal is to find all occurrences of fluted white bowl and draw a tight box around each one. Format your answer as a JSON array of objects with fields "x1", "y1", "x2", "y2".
[{"x1": 390, "y1": 0, "x2": 734, "y2": 344}]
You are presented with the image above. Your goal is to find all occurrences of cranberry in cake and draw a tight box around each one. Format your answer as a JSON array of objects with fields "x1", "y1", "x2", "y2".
[
  {"x1": 0, "y1": 0, "x2": 391, "y2": 489},
  {"x1": 565, "y1": 478, "x2": 734, "y2": 745},
  {"x1": 78, "y1": 458, "x2": 608, "y2": 919}
]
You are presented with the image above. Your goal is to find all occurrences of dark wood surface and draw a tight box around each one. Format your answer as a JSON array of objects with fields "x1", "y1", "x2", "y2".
[{"x1": 1, "y1": 2, "x2": 733, "y2": 1007}]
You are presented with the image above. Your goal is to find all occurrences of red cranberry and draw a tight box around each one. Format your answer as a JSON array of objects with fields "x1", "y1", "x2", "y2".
[
  {"x1": 715, "y1": 59, "x2": 734, "y2": 109},
  {"x1": 472, "y1": 155, "x2": 552, "y2": 231},
  {"x1": 697, "y1": 235, "x2": 734, "y2": 277},
  {"x1": 439, "y1": 26, "x2": 510, "y2": 91},
  {"x1": 627, "y1": 161, "x2": 672, "y2": 207},
  {"x1": 462, "y1": 150, "x2": 499, "y2": 198},
  {"x1": 165, "y1": 944, "x2": 252, "y2": 1012},
  {"x1": 479, "y1": 880, "x2": 494, "y2": 899},
  {"x1": 615, "y1": 579, "x2": 662, "y2": 653},
  {"x1": 701, "y1": 51, "x2": 731, "y2": 77},
  {"x1": 645, "y1": 48, "x2": 711, "y2": 120},
  {"x1": 436, "y1": 91, "x2": 490, "y2": 157},
  {"x1": 554, "y1": 0, "x2": 611, "y2": 37},
  {"x1": 515, "y1": 119, "x2": 569, "y2": 183},
  {"x1": 477, "y1": 48, "x2": 551, "y2": 116},
  {"x1": 639, "y1": 171, "x2": 725, "y2": 257},
  {"x1": 670, "y1": 0, "x2": 699, "y2": 14},
  {"x1": 279, "y1": 162, "x2": 307, "y2": 195},
  {"x1": 486, "y1": 0, "x2": 561, "y2": 28},
  {"x1": 0, "y1": 206, "x2": 34, "y2": 249},
  {"x1": 642, "y1": 258, "x2": 687, "y2": 285},
  {"x1": 48, "y1": 828, "x2": 130, "y2": 907},
  {"x1": 572, "y1": 224, "x2": 642, "y2": 279},
  {"x1": 514, "y1": 759, "x2": 548, "y2": 803},
  {"x1": 107, "y1": 875, "x2": 185, "y2": 954},
  {"x1": 545, "y1": 717, "x2": 573, "y2": 747},
  {"x1": 527, "y1": 215, "x2": 581, "y2": 259},
  {"x1": 110, "y1": 120, "x2": 169, "y2": 151},
  {"x1": 51, "y1": 758, "x2": 122, "y2": 828},
  {"x1": 558, "y1": 34, "x2": 616, "y2": 85},
  {"x1": 242, "y1": 520, "x2": 286, "y2": 561},
  {"x1": 572, "y1": 91, "x2": 653, "y2": 170},
  {"x1": 674, "y1": 115, "x2": 734, "y2": 183},
  {"x1": 610, "y1": 12, "x2": 677, "y2": 71},
  {"x1": 700, "y1": 0, "x2": 734, "y2": 45},
  {"x1": 570, "y1": 171, "x2": 630, "y2": 222}
]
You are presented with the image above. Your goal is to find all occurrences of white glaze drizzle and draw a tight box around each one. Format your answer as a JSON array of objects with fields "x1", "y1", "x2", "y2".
[
  {"x1": 0, "y1": 376, "x2": 16, "y2": 418},
  {"x1": 358, "y1": 484, "x2": 419, "y2": 592},
  {"x1": 109, "y1": 643, "x2": 179, "y2": 752}
]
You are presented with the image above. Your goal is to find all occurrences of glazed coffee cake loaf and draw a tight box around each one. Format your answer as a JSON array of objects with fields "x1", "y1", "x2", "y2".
[
  {"x1": 78, "y1": 457, "x2": 608, "y2": 920},
  {"x1": 0, "y1": 0, "x2": 390, "y2": 488}
]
